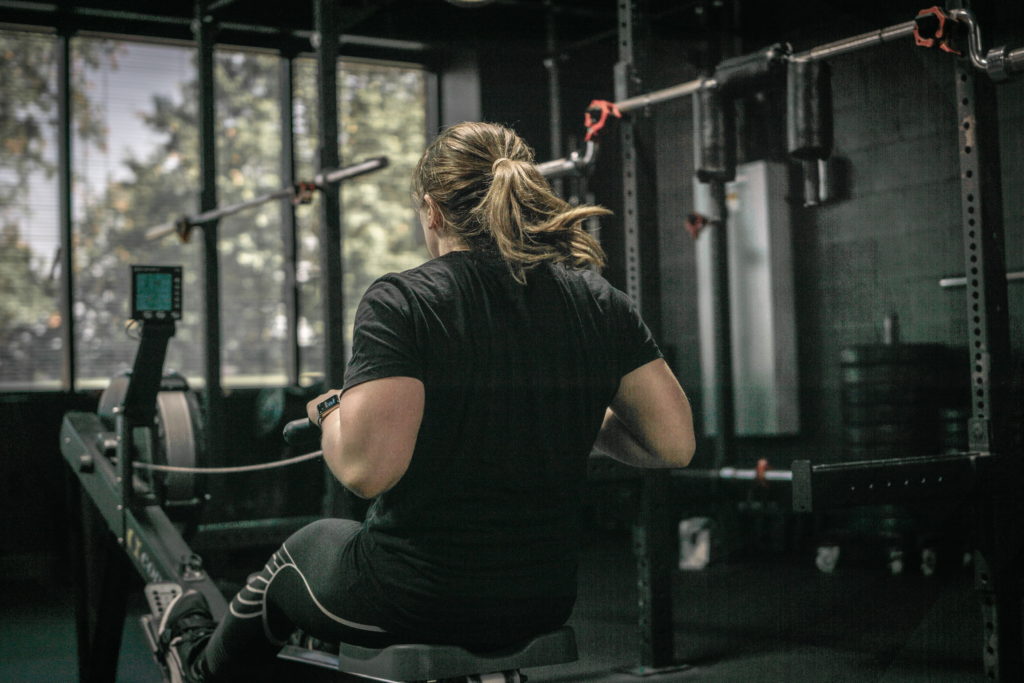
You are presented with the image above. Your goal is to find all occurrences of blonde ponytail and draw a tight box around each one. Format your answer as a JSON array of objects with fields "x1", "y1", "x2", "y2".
[{"x1": 414, "y1": 122, "x2": 609, "y2": 284}]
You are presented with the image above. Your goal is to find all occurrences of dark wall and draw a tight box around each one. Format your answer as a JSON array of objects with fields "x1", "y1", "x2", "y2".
[{"x1": 648, "y1": 5, "x2": 1024, "y2": 468}]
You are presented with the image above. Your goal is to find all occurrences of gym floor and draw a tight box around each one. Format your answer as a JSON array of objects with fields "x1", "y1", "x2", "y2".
[{"x1": 1, "y1": 530, "x2": 985, "y2": 682}]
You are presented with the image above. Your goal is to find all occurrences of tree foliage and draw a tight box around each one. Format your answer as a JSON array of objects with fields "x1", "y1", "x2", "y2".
[
  {"x1": 1, "y1": 28, "x2": 427, "y2": 387},
  {"x1": 0, "y1": 31, "x2": 120, "y2": 384}
]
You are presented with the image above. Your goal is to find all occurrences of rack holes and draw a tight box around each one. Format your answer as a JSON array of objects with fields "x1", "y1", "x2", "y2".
[
  {"x1": 971, "y1": 268, "x2": 978, "y2": 276},
  {"x1": 966, "y1": 169, "x2": 973, "y2": 178},
  {"x1": 965, "y1": 145, "x2": 973, "y2": 154},
  {"x1": 969, "y1": 218, "x2": 976, "y2": 226},
  {"x1": 969, "y1": 230, "x2": 976, "y2": 239},
  {"x1": 960, "y1": 73, "x2": 968, "y2": 82},
  {"x1": 977, "y1": 389, "x2": 984, "y2": 397},
  {"x1": 962, "y1": 97, "x2": 969, "y2": 106},
  {"x1": 967, "y1": 193, "x2": 974, "y2": 202},
  {"x1": 970, "y1": 242, "x2": 977, "y2": 251},
  {"x1": 970, "y1": 255, "x2": 977, "y2": 263},
  {"x1": 972, "y1": 303, "x2": 979, "y2": 312},
  {"x1": 968, "y1": 206, "x2": 975, "y2": 214},
  {"x1": 972, "y1": 280, "x2": 979, "y2": 288},
  {"x1": 973, "y1": 315, "x2": 980, "y2": 324}
]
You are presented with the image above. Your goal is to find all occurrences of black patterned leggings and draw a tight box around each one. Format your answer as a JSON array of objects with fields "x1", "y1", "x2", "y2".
[{"x1": 196, "y1": 518, "x2": 392, "y2": 681}]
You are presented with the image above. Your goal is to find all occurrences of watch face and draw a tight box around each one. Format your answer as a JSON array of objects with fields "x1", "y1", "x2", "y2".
[{"x1": 317, "y1": 394, "x2": 340, "y2": 423}]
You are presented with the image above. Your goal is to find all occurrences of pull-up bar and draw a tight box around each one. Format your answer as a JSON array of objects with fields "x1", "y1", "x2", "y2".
[
  {"x1": 144, "y1": 156, "x2": 388, "y2": 242},
  {"x1": 538, "y1": 7, "x2": 1023, "y2": 180},
  {"x1": 619, "y1": 8, "x2": 1021, "y2": 113}
]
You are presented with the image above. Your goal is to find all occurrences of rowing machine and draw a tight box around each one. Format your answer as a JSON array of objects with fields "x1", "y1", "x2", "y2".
[{"x1": 62, "y1": 264, "x2": 576, "y2": 682}]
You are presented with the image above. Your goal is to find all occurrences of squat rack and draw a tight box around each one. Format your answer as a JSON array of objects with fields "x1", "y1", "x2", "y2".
[{"x1": 543, "y1": 1, "x2": 1022, "y2": 678}]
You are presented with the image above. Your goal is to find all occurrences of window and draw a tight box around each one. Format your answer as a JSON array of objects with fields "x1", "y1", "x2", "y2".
[
  {"x1": 215, "y1": 49, "x2": 286, "y2": 386},
  {"x1": 294, "y1": 58, "x2": 427, "y2": 385},
  {"x1": 0, "y1": 30, "x2": 61, "y2": 389},
  {"x1": 0, "y1": 27, "x2": 429, "y2": 390},
  {"x1": 72, "y1": 38, "x2": 202, "y2": 389}
]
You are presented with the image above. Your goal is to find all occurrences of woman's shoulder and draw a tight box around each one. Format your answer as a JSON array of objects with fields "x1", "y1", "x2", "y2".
[
  {"x1": 367, "y1": 253, "x2": 471, "y2": 301},
  {"x1": 552, "y1": 263, "x2": 630, "y2": 308}
]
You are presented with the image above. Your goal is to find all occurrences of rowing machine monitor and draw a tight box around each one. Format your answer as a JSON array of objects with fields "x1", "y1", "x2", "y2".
[{"x1": 131, "y1": 264, "x2": 182, "y2": 322}]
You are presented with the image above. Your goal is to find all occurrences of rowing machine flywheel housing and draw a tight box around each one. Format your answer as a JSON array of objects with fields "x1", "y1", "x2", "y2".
[{"x1": 98, "y1": 370, "x2": 206, "y2": 528}]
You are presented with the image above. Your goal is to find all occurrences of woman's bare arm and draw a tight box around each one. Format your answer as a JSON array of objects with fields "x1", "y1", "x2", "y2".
[{"x1": 593, "y1": 359, "x2": 695, "y2": 468}]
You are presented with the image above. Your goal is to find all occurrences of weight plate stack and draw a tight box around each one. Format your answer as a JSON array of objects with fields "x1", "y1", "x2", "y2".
[
  {"x1": 938, "y1": 406, "x2": 969, "y2": 454},
  {"x1": 840, "y1": 343, "x2": 956, "y2": 460}
]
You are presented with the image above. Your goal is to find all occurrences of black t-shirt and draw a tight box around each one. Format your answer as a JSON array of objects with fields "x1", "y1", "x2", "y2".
[{"x1": 339, "y1": 250, "x2": 661, "y2": 644}]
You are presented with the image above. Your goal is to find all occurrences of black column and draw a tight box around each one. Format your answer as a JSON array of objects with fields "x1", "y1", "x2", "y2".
[
  {"x1": 194, "y1": 1, "x2": 224, "y2": 466},
  {"x1": 954, "y1": 43, "x2": 1020, "y2": 683},
  {"x1": 615, "y1": 0, "x2": 677, "y2": 674},
  {"x1": 56, "y1": 25, "x2": 76, "y2": 391},
  {"x1": 279, "y1": 54, "x2": 301, "y2": 386},
  {"x1": 314, "y1": 0, "x2": 352, "y2": 517}
]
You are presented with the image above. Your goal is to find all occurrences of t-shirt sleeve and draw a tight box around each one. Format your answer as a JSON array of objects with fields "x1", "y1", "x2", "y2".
[
  {"x1": 611, "y1": 287, "x2": 663, "y2": 377},
  {"x1": 343, "y1": 278, "x2": 423, "y2": 391}
]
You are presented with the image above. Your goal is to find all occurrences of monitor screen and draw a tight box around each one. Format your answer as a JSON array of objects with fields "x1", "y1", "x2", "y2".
[
  {"x1": 136, "y1": 272, "x2": 174, "y2": 312},
  {"x1": 131, "y1": 265, "x2": 182, "y2": 320}
]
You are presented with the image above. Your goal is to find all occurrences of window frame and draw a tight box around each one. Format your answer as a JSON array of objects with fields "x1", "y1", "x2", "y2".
[{"x1": 0, "y1": 25, "x2": 436, "y2": 393}]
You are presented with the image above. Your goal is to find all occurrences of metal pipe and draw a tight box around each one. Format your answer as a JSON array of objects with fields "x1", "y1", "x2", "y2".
[
  {"x1": 1010, "y1": 47, "x2": 1024, "y2": 71},
  {"x1": 673, "y1": 467, "x2": 793, "y2": 482},
  {"x1": 612, "y1": 19, "x2": 914, "y2": 115},
  {"x1": 535, "y1": 141, "x2": 596, "y2": 179},
  {"x1": 948, "y1": 8, "x2": 987, "y2": 71},
  {"x1": 615, "y1": 77, "x2": 713, "y2": 114},
  {"x1": 206, "y1": 0, "x2": 240, "y2": 12},
  {"x1": 793, "y1": 21, "x2": 917, "y2": 63},
  {"x1": 544, "y1": 0, "x2": 563, "y2": 196},
  {"x1": 940, "y1": 271, "x2": 1024, "y2": 288},
  {"x1": 143, "y1": 157, "x2": 388, "y2": 241},
  {"x1": 709, "y1": 179, "x2": 735, "y2": 471}
]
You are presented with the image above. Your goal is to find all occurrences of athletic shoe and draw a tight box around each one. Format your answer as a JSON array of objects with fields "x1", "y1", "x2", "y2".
[{"x1": 157, "y1": 589, "x2": 217, "y2": 683}]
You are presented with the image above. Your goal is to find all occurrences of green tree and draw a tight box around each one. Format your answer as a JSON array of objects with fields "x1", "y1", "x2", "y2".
[
  {"x1": 69, "y1": 43, "x2": 427, "y2": 385},
  {"x1": 0, "y1": 30, "x2": 120, "y2": 384}
]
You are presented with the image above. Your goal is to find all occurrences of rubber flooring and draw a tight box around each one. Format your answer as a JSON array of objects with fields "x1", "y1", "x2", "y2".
[{"x1": 0, "y1": 533, "x2": 985, "y2": 682}]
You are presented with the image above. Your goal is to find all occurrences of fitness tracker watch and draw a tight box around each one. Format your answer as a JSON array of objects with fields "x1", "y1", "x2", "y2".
[{"x1": 316, "y1": 394, "x2": 341, "y2": 427}]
